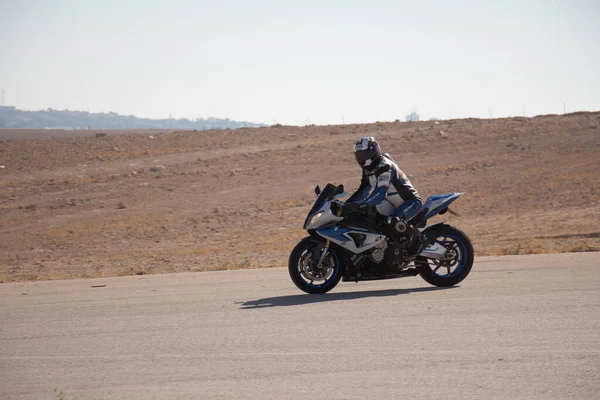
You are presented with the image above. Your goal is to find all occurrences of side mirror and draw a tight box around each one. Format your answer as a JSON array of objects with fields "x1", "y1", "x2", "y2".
[
  {"x1": 334, "y1": 185, "x2": 344, "y2": 195},
  {"x1": 314, "y1": 185, "x2": 321, "y2": 196}
]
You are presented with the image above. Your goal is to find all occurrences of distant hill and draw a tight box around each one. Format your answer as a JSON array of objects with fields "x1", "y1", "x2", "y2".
[{"x1": 0, "y1": 106, "x2": 265, "y2": 130}]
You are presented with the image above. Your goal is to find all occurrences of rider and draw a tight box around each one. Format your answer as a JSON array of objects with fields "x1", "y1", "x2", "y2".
[{"x1": 343, "y1": 136, "x2": 427, "y2": 257}]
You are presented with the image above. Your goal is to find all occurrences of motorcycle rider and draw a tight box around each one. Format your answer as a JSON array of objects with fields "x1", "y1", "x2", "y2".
[{"x1": 343, "y1": 136, "x2": 427, "y2": 258}]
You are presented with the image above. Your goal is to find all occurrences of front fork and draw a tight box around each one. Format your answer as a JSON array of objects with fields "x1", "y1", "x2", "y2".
[
  {"x1": 317, "y1": 208, "x2": 344, "y2": 268},
  {"x1": 315, "y1": 208, "x2": 343, "y2": 268},
  {"x1": 316, "y1": 240, "x2": 331, "y2": 269}
]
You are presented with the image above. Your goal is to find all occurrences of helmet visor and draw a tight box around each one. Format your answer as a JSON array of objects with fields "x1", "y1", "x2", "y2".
[{"x1": 355, "y1": 149, "x2": 374, "y2": 167}]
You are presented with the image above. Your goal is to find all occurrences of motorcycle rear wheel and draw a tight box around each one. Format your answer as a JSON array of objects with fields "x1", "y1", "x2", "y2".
[
  {"x1": 288, "y1": 238, "x2": 343, "y2": 294},
  {"x1": 416, "y1": 225, "x2": 474, "y2": 287}
]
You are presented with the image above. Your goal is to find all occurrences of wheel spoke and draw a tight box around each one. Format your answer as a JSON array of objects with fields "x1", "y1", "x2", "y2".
[
  {"x1": 434, "y1": 265, "x2": 442, "y2": 272},
  {"x1": 295, "y1": 245, "x2": 341, "y2": 288},
  {"x1": 446, "y1": 266, "x2": 451, "y2": 275}
]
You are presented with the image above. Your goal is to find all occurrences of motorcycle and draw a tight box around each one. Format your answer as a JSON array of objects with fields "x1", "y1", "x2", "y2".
[{"x1": 288, "y1": 183, "x2": 474, "y2": 294}]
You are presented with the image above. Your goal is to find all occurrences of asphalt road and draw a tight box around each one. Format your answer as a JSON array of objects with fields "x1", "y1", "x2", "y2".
[{"x1": 1, "y1": 252, "x2": 599, "y2": 400}]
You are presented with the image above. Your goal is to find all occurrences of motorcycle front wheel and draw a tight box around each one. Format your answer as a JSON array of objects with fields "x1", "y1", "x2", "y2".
[{"x1": 288, "y1": 237, "x2": 343, "y2": 294}]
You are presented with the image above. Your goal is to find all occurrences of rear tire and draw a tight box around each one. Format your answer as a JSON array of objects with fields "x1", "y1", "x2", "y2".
[
  {"x1": 288, "y1": 238, "x2": 343, "y2": 294},
  {"x1": 416, "y1": 225, "x2": 474, "y2": 287}
]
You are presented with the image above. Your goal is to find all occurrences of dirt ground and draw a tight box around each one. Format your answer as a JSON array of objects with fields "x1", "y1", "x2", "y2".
[{"x1": 1, "y1": 113, "x2": 599, "y2": 282}]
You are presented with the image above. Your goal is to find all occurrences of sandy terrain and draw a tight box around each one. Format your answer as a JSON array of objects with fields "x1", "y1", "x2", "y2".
[{"x1": 1, "y1": 113, "x2": 599, "y2": 282}]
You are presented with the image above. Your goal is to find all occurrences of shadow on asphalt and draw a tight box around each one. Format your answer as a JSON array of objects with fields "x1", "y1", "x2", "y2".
[{"x1": 238, "y1": 286, "x2": 455, "y2": 309}]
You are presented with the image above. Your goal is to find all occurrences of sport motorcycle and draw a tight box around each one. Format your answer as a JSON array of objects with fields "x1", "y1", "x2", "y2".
[{"x1": 289, "y1": 183, "x2": 474, "y2": 294}]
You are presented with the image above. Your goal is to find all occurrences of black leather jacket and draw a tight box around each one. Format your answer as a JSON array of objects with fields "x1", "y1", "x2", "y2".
[{"x1": 348, "y1": 154, "x2": 421, "y2": 213}]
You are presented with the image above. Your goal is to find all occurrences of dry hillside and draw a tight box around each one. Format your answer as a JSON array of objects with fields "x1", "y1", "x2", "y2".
[{"x1": 1, "y1": 112, "x2": 599, "y2": 282}]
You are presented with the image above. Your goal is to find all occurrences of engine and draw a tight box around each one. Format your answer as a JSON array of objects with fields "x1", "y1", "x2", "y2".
[{"x1": 369, "y1": 240, "x2": 388, "y2": 263}]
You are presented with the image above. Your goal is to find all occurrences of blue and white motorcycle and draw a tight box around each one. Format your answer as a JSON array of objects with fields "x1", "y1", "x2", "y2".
[{"x1": 289, "y1": 183, "x2": 474, "y2": 294}]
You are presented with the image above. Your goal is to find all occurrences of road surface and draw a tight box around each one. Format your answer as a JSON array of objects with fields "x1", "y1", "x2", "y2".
[{"x1": 1, "y1": 252, "x2": 599, "y2": 399}]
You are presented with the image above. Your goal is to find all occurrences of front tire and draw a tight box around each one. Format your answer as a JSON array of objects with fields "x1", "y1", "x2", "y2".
[
  {"x1": 288, "y1": 238, "x2": 343, "y2": 294},
  {"x1": 416, "y1": 225, "x2": 474, "y2": 287}
]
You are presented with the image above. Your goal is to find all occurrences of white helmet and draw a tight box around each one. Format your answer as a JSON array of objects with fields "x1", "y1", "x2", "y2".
[{"x1": 353, "y1": 137, "x2": 382, "y2": 168}]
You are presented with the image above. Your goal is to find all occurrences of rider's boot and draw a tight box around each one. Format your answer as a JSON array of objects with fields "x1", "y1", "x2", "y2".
[
  {"x1": 406, "y1": 226, "x2": 429, "y2": 258},
  {"x1": 390, "y1": 218, "x2": 429, "y2": 259}
]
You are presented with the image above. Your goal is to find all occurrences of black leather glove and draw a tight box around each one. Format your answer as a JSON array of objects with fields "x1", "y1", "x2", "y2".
[
  {"x1": 340, "y1": 202, "x2": 355, "y2": 215},
  {"x1": 357, "y1": 203, "x2": 369, "y2": 213},
  {"x1": 330, "y1": 199, "x2": 343, "y2": 214},
  {"x1": 341, "y1": 202, "x2": 367, "y2": 215}
]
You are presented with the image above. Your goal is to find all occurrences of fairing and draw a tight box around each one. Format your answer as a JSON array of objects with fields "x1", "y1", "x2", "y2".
[
  {"x1": 316, "y1": 226, "x2": 386, "y2": 254},
  {"x1": 303, "y1": 184, "x2": 336, "y2": 229},
  {"x1": 303, "y1": 184, "x2": 345, "y2": 230},
  {"x1": 423, "y1": 192, "x2": 464, "y2": 220}
]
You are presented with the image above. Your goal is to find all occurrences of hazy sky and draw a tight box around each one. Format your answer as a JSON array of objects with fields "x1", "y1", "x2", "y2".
[{"x1": 1, "y1": 0, "x2": 599, "y2": 125}]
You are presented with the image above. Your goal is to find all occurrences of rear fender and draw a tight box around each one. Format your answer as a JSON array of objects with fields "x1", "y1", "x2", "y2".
[{"x1": 421, "y1": 223, "x2": 450, "y2": 239}]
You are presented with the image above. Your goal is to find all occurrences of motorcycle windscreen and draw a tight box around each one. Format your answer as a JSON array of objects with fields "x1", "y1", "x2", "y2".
[{"x1": 303, "y1": 183, "x2": 337, "y2": 229}]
